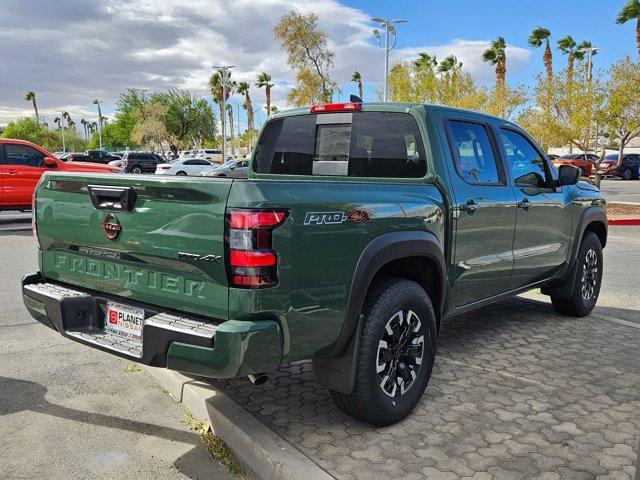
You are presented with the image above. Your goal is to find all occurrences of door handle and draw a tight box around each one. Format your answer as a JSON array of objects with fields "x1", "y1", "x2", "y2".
[
  {"x1": 517, "y1": 198, "x2": 532, "y2": 211},
  {"x1": 459, "y1": 199, "x2": 479, "y2": 214},
  {"x1": 6, "y1": 169, "x2": 18, "y2": 175}
]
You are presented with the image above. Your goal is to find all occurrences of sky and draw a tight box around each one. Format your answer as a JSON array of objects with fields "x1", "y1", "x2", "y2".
[{"x1": 1, "y1": 0, "x2": 637, "y2": 132}]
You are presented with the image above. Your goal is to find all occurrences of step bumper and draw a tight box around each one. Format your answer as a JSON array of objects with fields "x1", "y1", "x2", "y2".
[{"x1": 21, "y1": 272, "x2": 282, "y2": 378}]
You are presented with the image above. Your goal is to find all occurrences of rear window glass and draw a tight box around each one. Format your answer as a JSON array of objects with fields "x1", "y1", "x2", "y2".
[{"x1": 253, "y1": 112, "x2": 427, "y2": 178}]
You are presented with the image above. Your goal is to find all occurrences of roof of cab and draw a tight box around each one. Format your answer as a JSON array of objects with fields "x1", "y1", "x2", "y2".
[{"x1": 271, "y1": 102, "x2": 517, "y2": 127}]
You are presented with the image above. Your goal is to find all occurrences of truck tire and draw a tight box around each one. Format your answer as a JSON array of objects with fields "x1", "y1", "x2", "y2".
[
  {"x1": 329, "y1": 278, "x2": 437, "y2": 426},
  {"x1": 132, "y1": 166, "x2": 142, "y2": 174},
  {"x1": 551, "y1": 232, "x2": 603, "y2": 317}
]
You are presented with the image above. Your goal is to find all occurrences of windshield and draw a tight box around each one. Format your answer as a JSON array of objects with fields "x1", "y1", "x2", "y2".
[{"x1": 218, "y1": 160, "x2": 235, "y2": 168}]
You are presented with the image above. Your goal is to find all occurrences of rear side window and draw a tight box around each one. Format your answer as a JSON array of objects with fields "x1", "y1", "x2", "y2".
[
  {"x1": 447, "y1": 120, "x2": 501, "y2": 184},
  {"x1": 253, "y1": 112, "x2": 426, "y2": 178}
]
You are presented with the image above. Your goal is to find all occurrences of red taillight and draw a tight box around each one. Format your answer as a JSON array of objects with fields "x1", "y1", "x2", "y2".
[
  {"x1": 310, "y1": 102, "x2": 362, "y2": 113},
  {"x1": 230, "y1": 250, "x2": 277, "y2": 267},
  {"x1": 229, "y1": 210, "x2": 287, "y2": 229},
  {"x1": 226, "y1": 208, "x2": 288, "y2": 288}
]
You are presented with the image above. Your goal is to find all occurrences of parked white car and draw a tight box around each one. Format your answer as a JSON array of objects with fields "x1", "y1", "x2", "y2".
[
  {"x1": 195, "y1": 149, "x2": 223, "y2": 163},
  {"x1": 155, "y1": 158, "x2": 216, "y2": 176}
]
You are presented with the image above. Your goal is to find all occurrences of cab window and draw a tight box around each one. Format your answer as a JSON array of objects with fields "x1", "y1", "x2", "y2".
[
  {"x1": 499, "y1": 129, "x2": 553, "y2": 188},
  {"x1": 447, "y1": 120, "x2": 501, "y2": 184},
  {"x1": 3, "y1": 144, "x2": 45, "y2": 167},
  {"x1": 253, "y1": 112, "x2": 427, "y2": 178}
]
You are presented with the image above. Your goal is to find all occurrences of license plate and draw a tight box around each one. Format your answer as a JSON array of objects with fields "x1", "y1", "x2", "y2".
[{"x1": 104, "y1": 301, "x2": 144, "y2": 340}]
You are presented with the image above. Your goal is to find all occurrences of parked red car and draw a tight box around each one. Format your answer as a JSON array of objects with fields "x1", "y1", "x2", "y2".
[
  {"x1": 553, "y1": 153, "x2": 598, "y2": 176},
  {"x1": 0, "y1": 139, "x2": 120, "y2": 211},
  {"x1": 597, "y1": 153, "x2": 640, "y2": 180}
]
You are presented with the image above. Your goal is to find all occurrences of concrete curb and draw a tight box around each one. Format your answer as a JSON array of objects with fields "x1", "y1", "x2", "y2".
[{"x1": 142, "y1": 365, "x2": 334, "y2": 480}]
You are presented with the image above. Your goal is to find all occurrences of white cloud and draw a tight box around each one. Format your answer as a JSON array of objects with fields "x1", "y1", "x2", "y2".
[{"x1": 0, "y1": 0, "x2": 532, "y2": 127}]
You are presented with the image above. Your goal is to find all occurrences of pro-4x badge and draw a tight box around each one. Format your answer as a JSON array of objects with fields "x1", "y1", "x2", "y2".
[
  {"x1": 178, "y1": 252, "x2": 222, "y2": 263},
  {"x1": 304, "y1": 208, "x2": 374, "y2": 225}
]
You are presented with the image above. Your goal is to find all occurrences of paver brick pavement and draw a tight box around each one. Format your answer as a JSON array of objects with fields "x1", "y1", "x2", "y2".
[{"x1": 213, "y1": 297, "x2": 639, "y2": 479}]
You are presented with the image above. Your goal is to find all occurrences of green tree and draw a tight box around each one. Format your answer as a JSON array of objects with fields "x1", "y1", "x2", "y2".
[
  {"x1": 151, "y1": 89, "x2": 217, "y2": 157},
  {"x1": 529, "y1": 27, "x2": 553, "y2": 80},
  {"x1": 256, "y1": 72, "x2": 274, "y2": 117},
  {"x1": 616, "y1": 0, "x2": 640, "y2": 57},
  {"x1": 24, "y1": 91, "x2": 39, "y2": 123},
  {"x1": 131, "y1": 102, "x2": 169, "y2": 153},
  {"x1": 598, "y1": 56, "x2": 640, "y2": 183},
  {"x1": 237, "y1": 81, "x2": 255, "y2": 131},
  {"x1": 351, "y1": 71, "x2": 363, "y2": 100},
  {"x1": 274, "y1": 11, "x2": 336, "y2": 105}
]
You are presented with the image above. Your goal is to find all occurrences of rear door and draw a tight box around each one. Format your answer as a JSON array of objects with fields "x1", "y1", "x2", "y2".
[
  {"x1": 2, "y1": 143, "x2": 48, "y2": 206},
  {"x1": 497, "y1": 127, "x2": 572, "y2": 289},
  {"x1": 36, "y1": 174, "x2": 233, "y2": 319},
  {"x1": 443, "y1": 117, "x2": 517, "y2": 306}
]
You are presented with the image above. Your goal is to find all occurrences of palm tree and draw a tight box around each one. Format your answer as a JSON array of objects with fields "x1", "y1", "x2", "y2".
[
  {"x1": 529, "y1": 27, "x2": 553, "y2": 79},
  {"x1": 80, "y1": 119, "x2": 88, "y2": 139},
  {"x1": 413, "y1": 53, "x2": 437, "y2": 70},
  {"x1": 557, "y1": 36, "x2": 582, "y2": 81},
  {"x1": 483, "y1": 37, "x2": 508, "y2": 90},
  {"x1": 24, "y1": 91, "x2": 39, "y2": 123},
  {"x1": 209, "y1": 70, "x2": 236, "y2": 134},
  {"x1": 255, "y1": 72, "x2": 274, "y2": 116},
  {"x1": 53, "y1": 116, "x2": 61, "y2": 130},
  {"x1": 237, "y1": 81, "x2": 255, "y2": 131},
  {"x1": 438, "y1": 55, "x2": 462, "y2": 73},
  {"x1": 616, "y1": 0, "x2": 640, "y2": 57},
  {"x1": 351, "y1": 71, "x2": 363, "y2": 100}
]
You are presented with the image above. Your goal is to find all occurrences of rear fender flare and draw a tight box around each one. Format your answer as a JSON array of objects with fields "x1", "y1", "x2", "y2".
[{"x1": 313, "y1": 231, "x2": 446, "y2": 394}]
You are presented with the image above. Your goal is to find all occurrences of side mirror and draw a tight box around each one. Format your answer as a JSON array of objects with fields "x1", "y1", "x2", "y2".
[
  {"x1": 558, "y1": 164, "x2": 581, "y2": 186},
  {"x1": 43, "y1": 157, "x2": 57, "y2": 168}
]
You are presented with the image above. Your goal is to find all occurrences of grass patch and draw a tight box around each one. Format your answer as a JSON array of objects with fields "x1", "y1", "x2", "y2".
[
  {"x1": 183, "y1": 410, "x2": 249, "y2": 478},
  {"x1": 123, "y1": 362, "x2": 141, "y2": 373}
]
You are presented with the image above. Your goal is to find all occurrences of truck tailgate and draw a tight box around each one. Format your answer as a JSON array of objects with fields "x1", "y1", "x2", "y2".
[{"x1": 35, "y1": 173, "x2": 232, "y2": 320}]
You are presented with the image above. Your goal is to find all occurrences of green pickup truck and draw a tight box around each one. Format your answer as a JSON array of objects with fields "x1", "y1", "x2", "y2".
[{"x1": 22, "y1": 102, "x2": 607, "y2": 426}]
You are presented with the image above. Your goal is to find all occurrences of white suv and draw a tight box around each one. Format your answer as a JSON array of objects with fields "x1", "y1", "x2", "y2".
[{"x1": 195, "y1": 149, "x2": 223, "y2": 163}]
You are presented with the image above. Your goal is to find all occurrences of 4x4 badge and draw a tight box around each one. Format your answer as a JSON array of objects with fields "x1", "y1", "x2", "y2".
[{"x1": 101, "y1": 213, "x2": 122, "y2": 241}]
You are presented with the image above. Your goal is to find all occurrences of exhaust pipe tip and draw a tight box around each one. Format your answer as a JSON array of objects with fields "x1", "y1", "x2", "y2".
[{"x1": 248, "y1": 373, "x2": 268, "y2": 386}]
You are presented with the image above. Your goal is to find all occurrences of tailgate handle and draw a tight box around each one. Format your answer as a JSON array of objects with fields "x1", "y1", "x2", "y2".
[{"x1": 88, "y1": 185, "x2": 137, "y2": 212}]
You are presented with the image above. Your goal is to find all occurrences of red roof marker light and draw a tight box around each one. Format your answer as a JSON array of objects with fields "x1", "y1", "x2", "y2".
[{"x1": 310, "y1": 102, "x2": 362, "y2": 113}]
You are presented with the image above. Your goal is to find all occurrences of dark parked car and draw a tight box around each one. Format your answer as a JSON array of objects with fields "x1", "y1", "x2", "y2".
[
  {"x1": 85, "y1": 150, "x2": 120, "y2": 164},
  {"x1": 121, "y1": 152, "x2": 164, "y2": 173},
  {"x1": 597, "y1": 153, "x2": 640, "y2": 180},
  {"x1": 65, "y1": 153, "x2": 92, "y2": 162}
]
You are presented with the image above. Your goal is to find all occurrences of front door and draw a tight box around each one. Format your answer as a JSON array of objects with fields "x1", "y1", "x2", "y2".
[
  {"x1": 445, "y1": 118, "x2": 517, "y2": 307},
  {"x1": 1, "y1": 143, "x2": 48, "y2": 206},
  {"x1": 497, "y1": 127, "x2": 572, "y2": 289}
]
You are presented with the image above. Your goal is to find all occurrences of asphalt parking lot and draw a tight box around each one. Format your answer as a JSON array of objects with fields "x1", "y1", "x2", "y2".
[
  {"x1": 0, "y1": 231, "x2": 236, "y2": 480},
  {"x1": 1, "y1": 219, "x2": 638, "y2": 479},
  {"x1": 599, "y1": 178, "x2": 640, "y2": 203}
]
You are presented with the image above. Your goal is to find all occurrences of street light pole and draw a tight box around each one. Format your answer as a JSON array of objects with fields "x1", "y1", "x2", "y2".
[
  {"x1": 60, "y1": 111, "x2": 66, "y2": 152},
  {"x1": 372, "y1": 17, "x2": 407, "y2": 102},
  {"x1": 212, "y1": 65, "x2": 234, "y2": 160},
  {"x1": 93, "y1": 100, "x2": 103, "y2": 150},
  {"x1": 578, "y1": 47, "x2": 601, "y2": 83}
]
